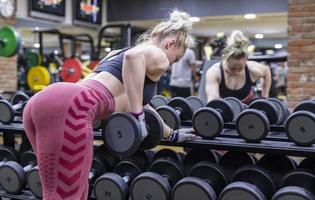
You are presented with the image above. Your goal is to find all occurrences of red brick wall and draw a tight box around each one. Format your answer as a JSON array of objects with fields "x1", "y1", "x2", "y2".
[
  {"x1": 287, "y1": 0, "x2": 315, "y2": 107},
  {"x1": 0, "y1": 2, "x2": 17, "y2": 93}
]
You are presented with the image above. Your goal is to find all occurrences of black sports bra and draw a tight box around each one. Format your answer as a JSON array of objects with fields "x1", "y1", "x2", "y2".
[{"x1": 94, "y1": 48, "x2": 157, "y2": 105}]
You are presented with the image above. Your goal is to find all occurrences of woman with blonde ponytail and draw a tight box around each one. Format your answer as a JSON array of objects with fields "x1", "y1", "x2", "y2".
[
  {"x1": 23, "y1": 10, "x2": 197, "y2": 200},
  {"x1": 205, "y1": 30, "x2": 271, "y2": 104}
]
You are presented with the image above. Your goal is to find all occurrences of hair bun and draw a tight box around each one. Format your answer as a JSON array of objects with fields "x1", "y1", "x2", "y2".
[
  {"x1": 228, "y1": 30, "x2": 250, "y2": 48},
  {"x1": 169, "y1": 10, "x2": 193, "y2": 31}
]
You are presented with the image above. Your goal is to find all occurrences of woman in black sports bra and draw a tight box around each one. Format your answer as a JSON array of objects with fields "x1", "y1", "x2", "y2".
[{"x1": 205, "y1": 30, "x2": 271, "y2": 104}]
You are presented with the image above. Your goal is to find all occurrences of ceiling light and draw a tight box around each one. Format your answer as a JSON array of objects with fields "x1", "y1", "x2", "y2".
[
  {"x1": 244, "y1": 13, "x2": 256, "y2": 19},
  {"x1": 216, "y1": 32, "x2": 225, "y2": 38},
  {"x1": 255, "y1": 34, "x2": 264, "y2": 39},
  {"x1": 189, "y1": 17, "x2": 200, "y2": 22},
  {"x1": 266, "y1": 49, "x2": 275, "y2": 55},
  {"x1": 274, "y1": 44, "x2": 283, "y2": 49},
  {"x1": 33, "y1": 43, "x2": 40, "y2": 48}
]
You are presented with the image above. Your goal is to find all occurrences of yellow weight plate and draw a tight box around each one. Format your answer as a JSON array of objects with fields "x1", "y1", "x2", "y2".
[{"x1": 27, "y1": 66, "x2": 51, "y2": 92}]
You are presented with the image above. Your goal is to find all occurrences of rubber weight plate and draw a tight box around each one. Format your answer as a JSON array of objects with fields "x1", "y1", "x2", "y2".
[
  {"x1": 0, "y1": 161, "x2": 25, "y2": 194},
  {"x1": 272, "y1": 186, "x2": 315, "y2": 200},
  {"x1": 140, "y1": 109, "x2": 163, "y2": 150},
  {"x1": 27, "y1": 166, "x2": 42, "y2": 199},
  {"x1": 207, "y1": 99, "x2": 234, "y2": 122},
  {"x1": 172, "y1": 176, "x2": 217, "y2": 200},
  {"x1": 61, "y1": 58, "x2": 82, "y2": 82},
  {"x1": 184, "y1": 148, "x2": 221, "y2": 171},
  {"x1": 285, "y1": 111, "x2": 315, "y2": 146},
  {"x1": 0, "y1": 99, "x2": 15, "y2": 124},
  {"x1": 186, "y1": 96, "x2": 204, "y2": 113},
  {"x1": 293, "y1": 100, "x2": 315, "y2": 114},
  {"x1": 168, "y1": 97, "x2": 194, "y2": 120},
  {"x1": 150, "y1": 95, "x2": 168, "y2": 109},
  {"x1": 94, "y1": 172, "x2": 129, "y2": 200},
  {"x1": 267, "y1": 98, "x2": 287, "y2": 124},
  {"x1": 88, "y1": 60, "x2": 100, "y2": 70},
  {"x1": 236, "y1": 109, "x2": 270, "y2": 143},
  {"x1": 156, "y1": 106, "x2": 180, "y2": 130},
  {"x1": 192, "y1": 107, "x2": 224, "y2": 139},
  {"x1": 10, "y1": 91, "x2": 29, "y2": 105},
  {"x1": 224, "y1": 97, "x2": 245, "y2": 121},
  {"x1": 131, "y1": 172, "x2": 170, "y2": 200},
  {"x1": 249, "y1": 99, "x2": 278, "y2": 124},
  {"x1": 27, "y1": 66, "x2": 51, "y2": 92},
  {"x1": 0, "y1": 26, "x2": 20, "y2": 57},
  {"x1": 102, "y1": 112, "x2": 142, "y2": 157}
]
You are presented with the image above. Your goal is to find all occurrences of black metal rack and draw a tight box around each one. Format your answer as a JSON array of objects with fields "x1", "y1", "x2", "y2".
[{"x1": 0, "y1": 123, "x2": 314, "y2": 157}]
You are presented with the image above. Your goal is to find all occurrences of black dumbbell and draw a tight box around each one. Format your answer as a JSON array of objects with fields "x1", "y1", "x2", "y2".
[
  {"x1": 224, "y1": 97, "x2": 248, "y2": 121},
  {"x1": 130, "y1": 158, "x2": 185, "y2": 200},
  {"x1": 93, "y1": 150, "x2": 150, "y2": 200},
  {"x1": 0, "y1": 91, "x2": 29, "y2": 124},
  {"x1": 272, "y1": 169, "x2": 315, "y2": 200},
  {"x1": 284, "y1": 100, "x2": 315, "y2": 146},
  {"x1": 89, "y1": 146, "x2": 120, "y2": 196},
  {"x1": 0, "y1": 150, "x2": 37, "y2": 194},
  {"x1": 186, "y1": 96, "x2": 205, "y2": 113},
  {"x1": 236, "y1": 98, "x2": 290, "y2": 142},
  {"x1": 257, "y1": 154, "x2": 297, "y2": 187},
  {"x1": 172, "y1": 162, "x2": 228, "y2": 200},
  {"x1": 219, "y1": 165, "x2": 276, "y2": 200},
  {"x1": 183, "y1": 147, "x2": 222, "y2": 172},
  {"x1": 26, "y1": 166, "x2": 42, "y2": 199},
  {"x1": 102, "y1": 109, "x2": 163, "y2": 157},
  {"x1": 92, "y1": 119, "x2": 103, "y2": 131},
  {"x1": 192, "y1": 98, "x2": 246, "y2": 139},
  {"x1": 219, "y1": 151, "x2": 257, "y2": 182},
  {"x1": 152, "y1": 148, "x2": 184, "y2": 164},
  {"x1": 150, "y1": 95, "x2": 169, "y2": 109},
  {"x1": 26, "y1": 144, "x2": 120, "y2": 199},
  {"x1": 156, "y1": 97, "x2": 194, "y2": 129}
]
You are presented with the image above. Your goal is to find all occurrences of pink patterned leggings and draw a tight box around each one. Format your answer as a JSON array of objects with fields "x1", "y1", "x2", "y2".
[{"x1": 23, "y1": 80, "x2": 115, "y2": 200}]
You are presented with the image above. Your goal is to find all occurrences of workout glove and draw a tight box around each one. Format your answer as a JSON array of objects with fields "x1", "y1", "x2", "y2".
[
  {"x1": 130, "y1": 110, "x2": 148, "y2": 139},
  {"x1": 166, "y1": 128, "x2": 198, "y2": 143}
]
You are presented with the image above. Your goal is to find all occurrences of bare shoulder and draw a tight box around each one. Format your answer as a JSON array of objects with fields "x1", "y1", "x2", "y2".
[
  {"x1": 206, "y1": 62, "x2": 221, "y2": 80},
  {"x1": 247, "y1": 61, "x2": 269, "y2": 79}
]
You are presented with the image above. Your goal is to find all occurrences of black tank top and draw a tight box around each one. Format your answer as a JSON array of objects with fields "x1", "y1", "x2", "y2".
[
  {"x1": 94, "y1": 48, "x2": 157, "y2": 105},
  {"x1": 219, "y1": 62, "x2": 255, "y2": 102}
]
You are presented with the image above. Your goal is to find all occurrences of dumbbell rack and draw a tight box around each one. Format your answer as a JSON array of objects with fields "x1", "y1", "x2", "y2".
[{"x1": 0, "y1": 122, "x2": 315, "y2": 199}]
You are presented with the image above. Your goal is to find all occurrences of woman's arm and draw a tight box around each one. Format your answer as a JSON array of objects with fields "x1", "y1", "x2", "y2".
[
  {"x1": 248, "y1": 61, "x2": 272, "y2": 98},
  {"x1": 205, "y1": 65, "x2": 220, "y2": 102}
]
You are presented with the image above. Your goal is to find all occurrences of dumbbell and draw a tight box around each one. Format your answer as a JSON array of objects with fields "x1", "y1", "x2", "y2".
[
  {"x1": 172, "y1": 162, "x2": 227, "y2": 200},
  {"x1": 92, "y1": 119, "x2": 103, "y2": 131},
  {"x1": 219, "y1": 151, "x2": 257, "y2": 182},
  {"x1": 219, "y1": 165, "x2": 276, "y2": 200},
  {"x1": 156, "y1": 97, "x2": 194, "y2": 129},
  {"x1": 284, "y1": 100, "x2": 315, "y2": 146},
  {"x1": 130, "y1": 158, "x2": 185, "y2": 200},
  {"x1": 236, "y1": 98, "x2": 290, "y2": 142},
  {"x1": 26, "y1": 144, "x2": 120, "y2": 199},
  {"x1": 0, "y1": 91, "x2": 29, "y2": 124},
  {"x1": 150, "y1": 95, "x2": 169, "y2": 109},
  {"x1": 0, "y1": 150, "x2": 36, "y2": 194},
  {"x1": 102, "y1": 109, "x2": 163, "y2": 157},
  {"x1": 257, "y1": 154, "x2": 297, "y2": 187},
  {"x1": 183, "y1": 147, "x2": 222, "y2": 172},
  {"x1": 152, "y1": 148, "x2": 184, "y2": 164},
  {"x1": 186, "y1": 96, "x2": 205, "y2": 113},
  {"x1": 192, "y1": 98, "x2": 246, "y2": 139},
  {"x1": 88, "y1": 145, "x2": 120, "y2": 195},
  {"x1": 93, "y1": 150, "x2": 151, "y2": 200},
  {"x1": 272, "y1": 169, "x2": 315, "y2": 200}
]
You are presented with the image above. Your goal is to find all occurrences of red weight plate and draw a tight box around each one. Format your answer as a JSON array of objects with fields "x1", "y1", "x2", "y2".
[{"x1": 61, "y1": 58, "x2": 83, "y2": 82}]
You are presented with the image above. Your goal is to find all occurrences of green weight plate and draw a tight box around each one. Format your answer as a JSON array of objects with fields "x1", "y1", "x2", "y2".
[
  {"x1": 0, "y1": 26, "x2": 20, "y2": 57},
  {"x1": 24, "y1": 51, "x2": 40, "y2": 68}
]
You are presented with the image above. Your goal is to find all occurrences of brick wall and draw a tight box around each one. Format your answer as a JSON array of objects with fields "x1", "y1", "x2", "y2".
[
  {"x1": 287, "y1": 0, "x2": 315, "y2": 107},
  {"x1": 0, "y1": 2, "x2": 17, "y2": 93}
]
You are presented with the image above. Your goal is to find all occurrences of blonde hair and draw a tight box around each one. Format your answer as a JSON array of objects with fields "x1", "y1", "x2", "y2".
[
  {"x1": 222, "y1": 30, "x2": 250, "y2": 60},
  {"x1": 137, "y1": 10, "x2": 195, "y2": 48}
]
